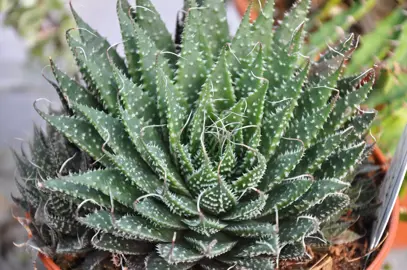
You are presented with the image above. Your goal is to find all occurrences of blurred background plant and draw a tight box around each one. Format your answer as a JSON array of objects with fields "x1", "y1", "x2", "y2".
[{"x1": 0, "y1": 0, "x2": 74, "y2": 65}]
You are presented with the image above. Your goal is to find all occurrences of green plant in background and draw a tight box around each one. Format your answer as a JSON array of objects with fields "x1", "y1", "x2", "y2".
[
  {"x1": 0, "y1": 0, "x2": 73, "y2": 62},
  {"x1": 13, "y1": 0, "x2": 381, "y2": 268}
]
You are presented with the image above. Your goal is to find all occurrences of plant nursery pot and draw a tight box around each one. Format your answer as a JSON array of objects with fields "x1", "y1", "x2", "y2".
[
  {"x1": 366, "y1": 199, "x2": 399, "y2": 270},
  {"x1": 392, "y1": 192, "x2": 407, "y2": 248},
  {"x1": 33, "y1": 146, "x2": 400, "y2": 270},
  {"x1": 234, "y1": 0, "x2": 259, "y2": 21}
]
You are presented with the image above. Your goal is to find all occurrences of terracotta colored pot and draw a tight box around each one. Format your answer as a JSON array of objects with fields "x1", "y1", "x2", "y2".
[
  {"x1": 372, "y1": 146, "x2": 407, "y2": 249},
  {"x1": 234, "y1": 0, "x2": 259, "y2": 21},
  {"x1": 393, "y1": 193, "x2": 407, "y2": 248},
  {"x1": 367, "y1": 199, "x2": 400, "y2": 270}
]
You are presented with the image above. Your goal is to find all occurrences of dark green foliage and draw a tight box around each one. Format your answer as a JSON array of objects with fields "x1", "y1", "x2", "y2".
[{"x1": 13, "y1": 0, "x2": 379, "y2": 269}]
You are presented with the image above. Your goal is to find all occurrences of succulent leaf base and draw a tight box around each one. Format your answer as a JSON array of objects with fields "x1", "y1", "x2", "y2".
[{"x1": 13, "y1": 0, "x2": 379, "y2": 269}]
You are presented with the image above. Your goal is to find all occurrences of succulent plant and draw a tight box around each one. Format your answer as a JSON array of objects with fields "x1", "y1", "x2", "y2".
[{"x1": 13, "y1": 0, "x2": 379, "y2": 269}]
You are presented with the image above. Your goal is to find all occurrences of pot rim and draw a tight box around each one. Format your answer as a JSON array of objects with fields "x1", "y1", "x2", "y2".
[{"x1": 366, "y1": 146, "x2": 400, "y2": 269}]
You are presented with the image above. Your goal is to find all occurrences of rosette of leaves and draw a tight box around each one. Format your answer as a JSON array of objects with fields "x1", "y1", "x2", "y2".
[{"x1": 13, "y1": 0, "x2": 379, "y2": 269}]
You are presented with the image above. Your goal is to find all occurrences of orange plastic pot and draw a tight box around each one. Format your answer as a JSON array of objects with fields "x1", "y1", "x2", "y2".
[
  {"x1": 367, "y1": 199, "x2": 400, "y2": 270},
  {"x1": 365, "y1": 146, "x2": 401, "y2": 269},
  {"x1": 234, "y1": 0, "x2": 259, "y2": 21},
  {"x1": 393, "y1": 193, "x2": 407, "y2": 248}
]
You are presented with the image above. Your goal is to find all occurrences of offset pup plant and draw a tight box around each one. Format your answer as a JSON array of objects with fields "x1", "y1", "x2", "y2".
[{"x1": 13, "y1": 0, "x2": 387, "y2": 269}]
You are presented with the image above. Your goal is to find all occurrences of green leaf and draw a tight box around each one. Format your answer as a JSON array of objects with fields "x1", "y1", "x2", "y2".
[
  {"x1": 135, "y1": 0, "x2": 176, "y2": 56},
  {"x1": 252, "y1": 0, "x2": 275, "y2": 49},
  {"x1": 107, "y1": 153, "x2": 161, "y2": 194},
  {"x1": 92, "y1": 233, "x2": 154, "y2": 255},
  {"x1": 189, "y1": 81, "x2": 215, "y2": 156},
  {"x1": 157, "y1": 242, "x2": 204, "y2": 264},
  {"x1": 218, "y1": 142, "x2": 237, "y2": 178},
  {"x1": 186, "y1": 161, "x2": 217, "y2": 196},
  {"x1": 219, "y1": 257, "x2": 274, "y2": 270},
  {"x1": 272, "y1": 0, "x2": 310, "y2": 47},
  {"x1": 113, "y1": 65, "x2": 157, "y2": 124},
  {"x1": 72, "y1": 104, "x2": 138, "y2": 158},
  {"x1": 50, "y1": 59, "x2": 101, "y2": 111},
  {"x1": 234, "y1": 44, "x2": 263, "y2": 100},
  {"x1": 305, "y1": 193, "x2": 350, "y2": 223},
  {"x1": 315, "y1": 142, "x2": 365, "y2": 180},
  {"x1": 279, "y1": 216, "x2": 319, "y2": 244},
  {"x1": 260, "y1": 100, "x2": 292, "y2": 161},
  {"x1": 200, "y1": 180, "x2": 237, "y2": 215},
  {"x1": 120, "y1": 108, "x2": 190, "y2": 196},
  {"x1": 66, "y1": 32, "x2": 120, "y2": 115},
  {"x1": 294, "y1": 86, "x2": 336, "y2": 120},
  {"x1": 199, "y1": 0, "x2": 229, "y2": 57},
  {"x1": 261, "y1": 61, "x2": 310, "y2": 161},
  {"x1": 116, "y1": 0, "x2": 141, "y2": 82},
  {"x1": 115, "y1": 215, "x2": 175, "y2": 242},
  {"x1": 35, "y1": 112, "x2": 110, "y2": 166},
  {"x1": 291, "y1": 127, "x2": 353, "y2": 175},
  {"x1": 145, "y1": 254, "x2": 195, "y2": 270},
  {"x1": 133, "y1": 198, "x2": 186, "y2": 229},
  {"x1": 70, "y1": 3, "x2": 127, "y2": 72},
  {"x1": 318, "y1": 34, "x2": 356, "y2": 63},
  {"x1": 279, "y1": 242, "x2": 307, "y2": 260},
  {"x1": 344, "y1": 109, "x2": 377, "y2": 141},
  {"x1": 29, "y1": 126, "x2": 59, "y2": 175},
  {"x1": 281, "y1": 178, "x2": 350, "y2": 217},
  {"x1": 309, "y1": 58, "x2": 344, "y2": 89},
  {"x1": 225, "y1": 221, "x2": 275, "y2": 238},
  {"x1": 162, "y1": 190, "x2": 200, "y2": 217},
  {"x1": 78, "y1": 210, "x2": 115, "y2": 232},
  {"x1": 183, "y1": 216, "x2": 227, "y2": 236},
  {"x1": 320, "y1": 78, "x2": 373, "y2": 137},
  {"x1": 184, "y1": 233, "x2": 237, "y2": 258},
  {"x1": 44, "y1": 180, "x2": 112, "y2": 208},
  {"x1": 232, "y1": 151, "x2": 267, "y2": 193},
  {"x1": 230, "y1": 237, "x2": 278, "y2": 257},
  {"x1": 265, "y1": 11, "x2": 308, "y2": 102},
  {"x1": 176, "y1": 3, "x2": 209, "y2": 106},
  {"x1": 222, "y1": 191, "x2": 267, "y2": 221},
  {"x1": 229, "y1": 2, "x2": 253, "y2": 72},
  {"x1": 260, "y1": 140, "x2": 303, "y2": 192},
  {"x1": 243, "y1": 79, "x2": 267, "y2": 145},
  {"x1": 162, "y1": 69, "x2": 194, "y2": 175},
  {"x1": 261, "y1": 177, "x2": 313, "y2": 216},
  {"x1": 50, "y1": 169, "x2": 142, "y2": 208},
  {"x1": 284, "y1": 104, "x2": 332, "y2": 148},
  {"x1": 208, "y1": 49, "x2": 236, "y2": 111}
]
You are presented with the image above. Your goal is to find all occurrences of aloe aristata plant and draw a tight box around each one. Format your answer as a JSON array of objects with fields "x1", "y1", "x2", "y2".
[{"x1": 12, "y1": 0, "x2": 379, "y2": 269}]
